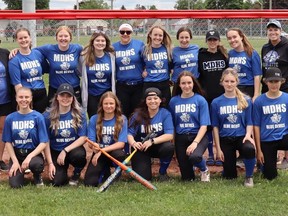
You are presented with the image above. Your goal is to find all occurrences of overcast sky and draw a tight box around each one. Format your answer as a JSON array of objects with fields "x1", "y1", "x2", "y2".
[{"x1": 0, "y1": 0, "x2": 176, "y2": 10}]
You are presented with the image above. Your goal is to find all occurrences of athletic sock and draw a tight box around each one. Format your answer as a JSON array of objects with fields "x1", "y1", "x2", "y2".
[
  {"x1": 207, "y1": 130, "x2": 214, "y2": 158},
  {"x1": 244, "y1": 158, "x2": 256, "y2": 177},
  {"x1": 194, "y1": 158, "x2": 207, "y2": 172},
  {"x1": 159, "y1": 157, "x2": 172, "y2": 175}
]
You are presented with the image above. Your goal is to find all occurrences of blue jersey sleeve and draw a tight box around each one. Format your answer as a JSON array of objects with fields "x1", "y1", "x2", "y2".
[
  {"x1": 87, "y1": 115, "x2": 97, "y2": 142},
  {"x1": 118, "y1": 115, "x2": 128, "y2": 143}
]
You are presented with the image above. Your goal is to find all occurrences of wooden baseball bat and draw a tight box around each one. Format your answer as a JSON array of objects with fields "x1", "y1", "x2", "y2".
[
  {"x1": 86, "y1": 137, "x2": 157, "y2": 191},
  {"x1": 97, "y1": 129, "x2": 155, "y2": 192}
]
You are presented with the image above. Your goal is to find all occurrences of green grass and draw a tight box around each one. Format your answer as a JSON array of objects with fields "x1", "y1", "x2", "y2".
[{"x1": 0, "y1": 171, "x2": 287, "y2": 216}]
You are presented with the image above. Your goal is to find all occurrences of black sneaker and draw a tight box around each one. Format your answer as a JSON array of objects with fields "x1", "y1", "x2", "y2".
[
  {"x1": 0, "y1": 160, "x2": 8, "y2": 172},
  {"x1": 69, "y1": 172, "x2": 80, "y2": 186},
  {"x1": 34, "y1": 174, "x2": 44, "y2": 187}
]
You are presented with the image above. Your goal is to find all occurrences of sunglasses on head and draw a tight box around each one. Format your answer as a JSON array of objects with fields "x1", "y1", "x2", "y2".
[{"x1": 119, "y1": 30, "x2": 132, "y2": 35}]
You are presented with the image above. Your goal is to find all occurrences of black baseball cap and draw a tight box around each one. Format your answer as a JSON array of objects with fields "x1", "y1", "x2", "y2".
[
  {"x1": 264, "y1": 67, "x2": 285, "y2": 82},
  {"x1": 56, "y1": 83, "x2": 74, "y2": 96},
  {"x1": 206, "y1": 30, "x2": 220, "y2": 41},
  {"x1": 144, "y1": 87, "x2": 162, "y2": 98}
]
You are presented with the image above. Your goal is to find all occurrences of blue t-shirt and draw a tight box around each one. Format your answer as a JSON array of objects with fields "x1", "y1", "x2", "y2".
[
  {"x1": 172, "y1": 44, "x2": 199, "y2": 82},
  {"x1": 228, "y1": 49, "x2": 262, "y2": 86},
  {"x1": 253, "y1": 92, "x2": 288, "y2": 141},
  {"x1": 9, "y1": 49, "x2": 47, "y2": 89},
  {"x1": 142, "y1": 45, "x2": 170, "y2": 82},
  {"x1": 211, "y1": 94, "x2": 253, "y2": 137},
  {"x1": 0, "y1": 61, "x2": 10, "y2": 104},
  {"x1": 43, "y1": 111, "x2": 87, "y2": 151},
  {"x1": 128, "y1": 108, "x2": 174, "y2": 142},
  {"x1": 36, "y1": 43, "x2": 82, "y2": 88},
  {"x1": 86, "y1": 52, "x2": 113, "y2": 96},
  {"x1": 88, "y1": 114, "x2": 127, "y2": 147},
  {"x1": 169, "y1": 94, "x2": 211, "y2": 134},
  {"x1": 2, "y1": 110, "x2": 49, "y2": 149},
  {"x1": 113, "y1": 39, "x2": 145, "y2": 83}
]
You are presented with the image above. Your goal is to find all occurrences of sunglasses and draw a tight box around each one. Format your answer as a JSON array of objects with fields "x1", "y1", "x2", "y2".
[{"x1": 119, "y1": 30, "x2": 132, "y2": 35}]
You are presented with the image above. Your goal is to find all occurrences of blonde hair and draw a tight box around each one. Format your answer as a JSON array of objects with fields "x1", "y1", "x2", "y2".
[
  {"x1": 143, "y1": 25, "x2": 173, "y2": 62},
  {"x1": 220, "y1": 68, "x2": 248, "y2": 110},
  {"x1": 56, "y1": 26, "x2": 73, "y2": 41}
]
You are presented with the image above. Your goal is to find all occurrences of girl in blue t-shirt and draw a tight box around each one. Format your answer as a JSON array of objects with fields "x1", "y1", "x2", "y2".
[
  {"x1": 80, "y1": 32, "x2": 115, "y2": 118},
  {"x1": 226, "y1": 28, "x2": 262, "y2": 102},
  {"x1": 128, "y1": 87, "x2": 174, "y2": 181},
  {"x1": 254, "y1": 67, "x2": 288, "y2": 180},
  {"x1": 9, "y1": 28, "x2": 48, "y2": 113},
  {"x1": 84, "y1": 92, "x2": 127, "y2": 187},
  {"x1": 43, "y1": 83, "x2": 87, "y2": 186},
  {"x1": 211, "y1": 68, "x2": 256, "y2": 187},
  {"x1": 2, "y1": 87, "x2": 48, "y2": 188},
  {"x1": 169, "y1": 71, "x2": 210, "y2": 182}
]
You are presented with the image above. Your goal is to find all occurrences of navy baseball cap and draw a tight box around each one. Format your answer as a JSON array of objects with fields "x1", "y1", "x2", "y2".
[
  {"x1": 56, "y1": 83, "x2": 74, "y2": 96},
  {"x1": 206, "y1": 30, "x2": 220, "y2": 41},
  {"x1": 144, "y1": 87, "x2": 162, "y2": 98},
  {"x1": 264, "y1": 67, "x2": 285, "y2": 82},
  {"x1": 267, "y1": 19, "x2": 282, "y2": 29}
]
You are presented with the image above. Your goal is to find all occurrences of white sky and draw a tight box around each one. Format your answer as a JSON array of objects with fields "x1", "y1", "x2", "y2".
[{"x1": 0, "y1": 0, "x2": 176, "y2": 10}]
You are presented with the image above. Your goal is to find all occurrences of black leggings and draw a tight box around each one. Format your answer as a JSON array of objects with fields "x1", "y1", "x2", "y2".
[
  {"x1": 175, "y1": 134, "x2": 208, "y2": 181},
  {"x1": 261, "y1": 134, "x2": 288, "y2": 180},
  {"x1": 220, "y1": 136, "x2": 255, "y2": 179}
]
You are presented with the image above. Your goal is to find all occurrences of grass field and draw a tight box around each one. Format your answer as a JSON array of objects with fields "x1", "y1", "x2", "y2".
[{"x1": 0, "y1": 171, "x2": 287, "y2": 216}]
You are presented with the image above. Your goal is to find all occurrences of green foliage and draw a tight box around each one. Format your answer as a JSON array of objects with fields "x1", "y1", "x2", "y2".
[
  {"x1": 2, "y1": 0, "x2": 49, "y2": 10},
  {"x1": 78, "y1": 0, "x2": 109, "y2": 9},
  {"x1": 205, "y1": 0, "x2": 244, "y2": 9}
]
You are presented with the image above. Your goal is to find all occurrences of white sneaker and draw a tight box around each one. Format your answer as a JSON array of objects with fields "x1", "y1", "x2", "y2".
[
  {"x1": 200, "y1": 169, "x2": 210, "y2": 182},
  {"x1": 277, "y1": 158, "x2": 288, "y2": 170},
  {"x1": 244, "y1": 177, "x2": 254, "y2": 187}
]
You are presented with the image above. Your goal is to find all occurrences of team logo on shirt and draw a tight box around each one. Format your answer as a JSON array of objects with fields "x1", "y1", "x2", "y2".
[
  {"x1": 60, "y1": 62, "x2": 70, "y2": 70},
  {"x1": 29, "y1": 68, "x2": 38, "y2": 77},
  {"x1": 227, "y1": 114, "x2": 237, "y2": 123},
  {"x1": 180, "y1": 113, "x2": 190, "y2": 122},
  {"x1": 95, "y1": 71, "x2": 105, "y2": 79},
  {"x1": 270, "y1": 113, "x2": 281, "y2": 124},
  {"x1": 155, "y1": 60, "x2": 164, "y2": 69},
  {"x1": 102, "y1": 134, "x2": 111, "y2": 144},
  {"x1": 121, "y1": 57, "x2": 131, "y2": 65},
  {"x1": 263, "y1": 50, "x2": 279, "y2": 68},
  {"x1": 18, "y1": 130, "x2": 29, "y2": 139},
  {"x1": 185, "y1": 58, "x2": 190, "y2": 64},
  {"x1": 60, "y1": 129, "x2": 71, "y2": 138},
  {"x1": 232, "y1": 64, "x2": 241, "y2": 73}
]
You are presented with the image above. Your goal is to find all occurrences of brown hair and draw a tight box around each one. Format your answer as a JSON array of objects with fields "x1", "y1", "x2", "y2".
[
  {"x1": 15, "y1": 27, "x2": 32, "y2": 49},
  {"x1": 176, "y1": 27, "x2": 192, "y2": 40},
  {"x1": 56, "y1": 26, "x2": 73, "y2": 42}
]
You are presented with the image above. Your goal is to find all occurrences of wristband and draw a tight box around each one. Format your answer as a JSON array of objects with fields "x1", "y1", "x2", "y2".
[
  {"x1": 63, "y1": 149, "x2": 68, "y2": 154},
  {"x1": 151, "y1": 138, "x2": 155, "y2": 145},
  {"x1": 193, "y1": 140, "x2": 199, "y2": 144}
]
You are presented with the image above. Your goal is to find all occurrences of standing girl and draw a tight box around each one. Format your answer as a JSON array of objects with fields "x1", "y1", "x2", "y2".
[
  {"x1": 84, "y1": 92, "x2": 127, "y2": 187},
  {"x1": 128, "y1": 87, "x2": 174, "y2": 181},
  {"x1": 80, "y1": 32, "x2": 115, "y2": 118},
  {"x1": 44, "y1": 83, "x2": 87, "y2": 186},
  {"x1": 211, "y1": 68, "x2": 256, "y2": 187},
  {"x1": 113, "y1": 23, "x2": 145, "y2": 118},
  {"x1": 169, "y1": 71, "x2": 210, "y2": 181},
  {"x1": 142, "y1": 26, "x2": 173, "y2": 105},
  {"x1": 2, "y1": 87, "x2": 48, "y2": 188},
  {"x1": 9, "y1": 27, "x2": 48, "y2": 113},
  {"x1": 226, "y1": 28, "x2": 262, "y2": 102},
  {"x1": 198, "y1": 29, "x2": 228, "y2": 166}
]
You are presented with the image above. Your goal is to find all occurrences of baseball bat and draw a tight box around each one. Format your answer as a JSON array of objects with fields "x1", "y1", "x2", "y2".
[
  {"x1": 86, "y1": 137, "x2": 157, "y2": 191},
  {"x1": 97, "y1": 129, "x2": 156, "y2": 192}
]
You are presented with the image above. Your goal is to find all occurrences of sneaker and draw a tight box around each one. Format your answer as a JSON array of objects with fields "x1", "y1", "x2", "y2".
[
  {"x1": 244, "y1": 177, "x2": 254, "y2": 187},
  {"x1": 215, "y1": 159, "x2": 223, "y2": 166},
  {"x1": 236, "y1": 159, "x2": 245, "y2": 169},
  {"x1": 200, "y1": 169, "x2": 210, "y2": 182},
  {"x1": 158, "y1": 173, "x2": 170, "y2": 182},
  {"x1": 34, "y1": 174, "x2": 44, "y2": 187},
  {"x1": 277, "y1": 158, "x2": 288, "y2": 170},
  {"x1": 24, "y1": 169, "x2": 31, "y2": 174},
  {"x1": 206, "y1": 157, "x2": 215, "y2": 166},
  {"x1": 0, "y1": 160, "x2": 8, "y2": 172},
  {"x1": 69, "y1": 172, "x2": 80, "y2": 186}
]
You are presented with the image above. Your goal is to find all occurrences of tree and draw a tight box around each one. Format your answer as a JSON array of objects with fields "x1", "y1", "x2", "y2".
[
  {"x1": 120, "y1": 5, "x2": 126, "y2": 10},
  {"x1": 2, "y1": 0, "x2": 49, "y2": 10},
  {"x1": 205, "y1": 0, "x2": 243, "y2": 9},
  {"x1": 135, "y1": 4, "x2": 146, "y2": 10},
  {"x1": 149, "y1": 5, "x2": 157, "y2": 10},
  {"x1": 174, "y1": 0, "x2": 205, "y2": 10},
  {"x1": 75, "y1": 0, "x2": 109, "y2": 9}
]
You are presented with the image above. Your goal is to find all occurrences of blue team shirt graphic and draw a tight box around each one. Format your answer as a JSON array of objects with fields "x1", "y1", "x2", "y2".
[
  {"x1": 43, "y1": 111, "x2": 87, "y2": 151},
  {"x1": 228, "y1": 49, "x2": 262, "y2": 86},
  {"x1": 169, "y1": 94, "x2": 210, "y2": 134},
  {"x1": 0, "y1": 61, "x2": 10, "y2": 104},
  {"x1": 2, "y1": 111, "x2": 49, "y2": 149},
  {"x1": 88, "y1": 114, "x2": 127, "y2": 147},
  {"x1": 211, "y1": 95, "x2": 253, "y2": 137},
  {"x1": 36, "y1": 44, "x2": 82, "y2": 88},
  {"x1": 172, "y1": 45, "x2": 199, "y2": 82},
  {"x1": 253, "y1": 93, "x2": 288, "y2": 141},
  {"x1": 86, "y1": 52, "x2": 112, "y2": 96},
  {"x1": 113, "y1": 39, "x2": 145, "y2": 82},
  {"x1": 143, "y1": 45, "x2": 170, "y2": 82}
]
